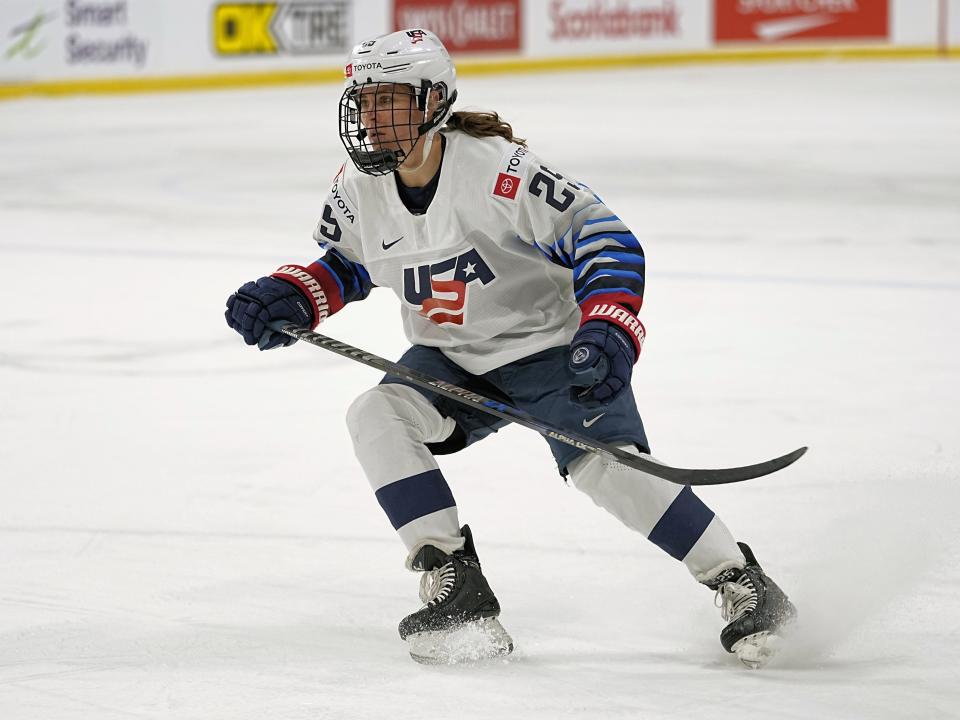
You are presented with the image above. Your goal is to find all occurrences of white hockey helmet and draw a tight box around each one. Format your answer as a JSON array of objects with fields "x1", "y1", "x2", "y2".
[{"x1": 339, "y1": 29, "x2": 458, "y2": 176}]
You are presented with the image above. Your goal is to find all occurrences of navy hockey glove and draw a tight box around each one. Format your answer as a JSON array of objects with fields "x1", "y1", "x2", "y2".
[
  {"x1": 225, "y1": 276, "x2": 314, "y2": 350},
  {"x1": 569, "y1": 320, "x2": 637, "y2": 406}
]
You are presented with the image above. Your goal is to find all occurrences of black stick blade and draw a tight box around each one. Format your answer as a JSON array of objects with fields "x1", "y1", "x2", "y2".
[{"x1": 613, "y1": 446, "x2": 808, "y2": 486}]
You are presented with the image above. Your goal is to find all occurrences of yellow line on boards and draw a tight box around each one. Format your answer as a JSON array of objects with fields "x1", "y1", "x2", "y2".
[
  {"x1": 0, "y1": 45, "x2": 954, "y2": 101},
  {"x1": 0, "y1": 67, "x2": 345, "y2": 100},
  {"x1": 458, "y1": 45, "x2": 953, "y2": 75}
]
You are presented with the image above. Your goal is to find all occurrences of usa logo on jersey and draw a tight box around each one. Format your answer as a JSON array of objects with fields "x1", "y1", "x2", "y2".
[{"x1": 403, "y1": 248, "x2": 495, "y2": 325}]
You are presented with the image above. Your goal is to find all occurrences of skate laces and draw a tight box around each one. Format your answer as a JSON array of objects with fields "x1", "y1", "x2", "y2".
[
  {"x1": 418, "y1": 561, "x2": 457, "y2": 607},
  {"x1": 714, "y1": 571, "x2": 759, "y2": 622}
]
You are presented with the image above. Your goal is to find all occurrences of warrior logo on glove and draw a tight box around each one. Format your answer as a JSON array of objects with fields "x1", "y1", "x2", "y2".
[{"x1": 571, "y1": 347, "x2": 590, "y2": 365}]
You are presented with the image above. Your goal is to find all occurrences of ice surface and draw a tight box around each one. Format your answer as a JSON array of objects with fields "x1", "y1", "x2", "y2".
[{"x1": 1, "y1": 61, "x2": 959, "y2": 719}]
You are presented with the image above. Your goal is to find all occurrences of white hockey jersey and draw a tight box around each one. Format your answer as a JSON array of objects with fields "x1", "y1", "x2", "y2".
[{"x1": 304, "y1": 130, "x2": 645, "y2": 375}]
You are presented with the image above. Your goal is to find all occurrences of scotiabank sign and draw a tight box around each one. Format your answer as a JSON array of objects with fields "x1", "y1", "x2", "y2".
[
  {"x1": 393, "y1": 0, "x2": 522, "y2": 53},
  {"x1": 549, "y1": 0, "x2": 683, "y2": 40},
  {"x1": 715, "y1": 0, "x2": 889, "y2": 43},
  {"x1": 529, "y1": 1, "x2": 709, "y2": 54}
]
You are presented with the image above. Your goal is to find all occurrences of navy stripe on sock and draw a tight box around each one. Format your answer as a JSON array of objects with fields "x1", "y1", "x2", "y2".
[
  {"x1": 647, "y1": 486, "x2": 715, "y2": 561},
  {"x1": 375, "y1": 469, "x2": 456, "y2": 530}
]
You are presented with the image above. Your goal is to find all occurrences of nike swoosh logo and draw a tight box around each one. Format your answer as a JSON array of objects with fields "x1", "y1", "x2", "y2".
[
  {"x1": 583, "y1": 413, "x2": 605, "y2": 428},
  {"x1": 754, "y1": 14, "x2": 837, "y2": 41},
  {"x1": 381, "y1": 235, "x2": 404, "y2": 250}
]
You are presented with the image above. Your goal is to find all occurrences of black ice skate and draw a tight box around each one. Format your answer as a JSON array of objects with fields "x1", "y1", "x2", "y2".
[
  {"x1": 706, "y1": 542, "x2": 797, "y2": 669},
  {"x1": 399, "y1": 525, "x2": 513, "y2": 664}
]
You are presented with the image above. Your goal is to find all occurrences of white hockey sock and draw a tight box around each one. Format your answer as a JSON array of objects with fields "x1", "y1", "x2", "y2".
[
  {"x1": 685, "y1": 517, "x2": 745, "y2": 583},
  {"x1": 567, "y1": 446, "x2": 744, "y2": 581},
  {"x1": 346, "y1": 384, "x2": 465, "y2": 565}
]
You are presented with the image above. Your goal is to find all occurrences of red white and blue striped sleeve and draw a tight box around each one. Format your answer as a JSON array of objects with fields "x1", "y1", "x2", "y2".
[{"x1": 519, "y1": 163, "x2": 646, "y2": 357}]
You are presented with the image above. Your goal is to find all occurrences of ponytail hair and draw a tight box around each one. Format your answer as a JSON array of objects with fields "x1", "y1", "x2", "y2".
[{"x1": 444, "y1": 110, "x2": 527, "y2": 147}]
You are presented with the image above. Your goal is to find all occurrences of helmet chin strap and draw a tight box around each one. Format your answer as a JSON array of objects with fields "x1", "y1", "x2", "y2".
[
  {"x1": 397, "y1": 85, "x2": 455, "y2": 175},
  {"x1": 398, "y1": 126, "x2": 441, "y2": 175}
]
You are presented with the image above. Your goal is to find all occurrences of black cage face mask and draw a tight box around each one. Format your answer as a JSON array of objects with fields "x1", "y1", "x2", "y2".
[{"x1": 338, "y1": 80, "x2": 454, "y2": 176}]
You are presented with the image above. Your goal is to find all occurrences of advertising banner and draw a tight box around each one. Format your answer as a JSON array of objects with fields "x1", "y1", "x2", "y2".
[
  {"x1": 392, "y1": 0, "x2": 522, "y2": 53},
  {"x1": 1, "y1": 0, "x2": 949, "y2": 94},
  {"x1": 212, "y1": 2, "x2": 351, "y2": 57},
  {"x1": 1, "y1": 0, "x2": 377, "y2": 84},
  {"x1": 1, "y1": 0, "x2": 160, "y2": 81},
  {"x1": 714, "y1": 0, "x2": 890, "y2": 44},
  {"x1": 526, "y1": 0, "x2": 711, "y2": 56}
]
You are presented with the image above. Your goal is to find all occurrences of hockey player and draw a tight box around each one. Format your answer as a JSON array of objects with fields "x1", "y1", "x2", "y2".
[{"x1": 225, "y1": 29, "x2": 796, "y2": 668}]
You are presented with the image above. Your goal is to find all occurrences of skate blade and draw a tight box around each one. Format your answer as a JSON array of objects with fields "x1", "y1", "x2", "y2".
[
  {"x1": 731, "y1": 631, "x2": 784, "y2": 669},
  {"x1": 407, "y1": 617, "x2": 514, "y2": 665}
]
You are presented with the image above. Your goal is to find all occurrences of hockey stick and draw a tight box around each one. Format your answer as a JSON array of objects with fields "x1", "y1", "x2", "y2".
[{"x1": 267, "y1": 322, "x2": 807, "y2": 486}]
